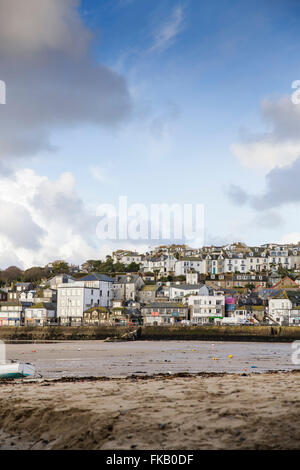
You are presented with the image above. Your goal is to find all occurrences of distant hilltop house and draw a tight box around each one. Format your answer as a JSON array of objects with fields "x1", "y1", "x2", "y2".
[
  {"x1": 15, "y1": 282, "x2": 33, "y2": 292},
  {"x1": 140, "y1": 255, "x2": 176, "y2": 277},
  {"x1": 112, "y1": 250, "x2": 142, "y2": 266},
  {"x1": 205, "y1": 273, "x2": 267, "y2": 290}
]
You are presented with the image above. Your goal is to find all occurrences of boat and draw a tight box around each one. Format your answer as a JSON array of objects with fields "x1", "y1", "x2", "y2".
[{"x1": 0, "y1": 362, "x2": 35, "y2": 379}]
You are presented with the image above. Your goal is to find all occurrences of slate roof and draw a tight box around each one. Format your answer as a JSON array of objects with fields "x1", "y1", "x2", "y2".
[{"x1": 78, "y1": 273, "x2": 114, "y2": 283}]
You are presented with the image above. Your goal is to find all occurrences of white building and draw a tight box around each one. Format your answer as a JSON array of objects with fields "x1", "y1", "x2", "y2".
[
  {"x1": 188, "y1": 294, "x2": 225, "y2": 324},
  {"x1": 268, "y1": 297, "x2": 293, "y2": 325},
  {"x1": 186, "y1": 272, "x2": 200, "y2": 285},
  {"x1": 169, "y1": 284, "x2": 209, "y2": 301},
  {"x1": 57, "y1": 274, "x2": 113, "y2": 322},
  {"x1": 24, "y1": 303, "x2": 56, "y2": 326},
  {"x1": 246, "y1": 253, "x2": 268, "y2": 272},
  {"x1": 175, "y1": 258, "x2": 206, "y2": 276},
  {"x1": 0, "y1": 303, "x2": 23, "y2": 326},
  {"x1": 223, "y1": 254, "x2": 247, "y2": 273},
  {"x1": 111, "y1": 274, "x2": 144, "y2": 301},
  {"x1": 141, "y1": 255, "x2": 176, "y2": 276},
  {"x1": 112, "y1": 251, "x2": 142, "y2": 266},
  {"x1": 49, "y1": 274, "x2": 74, "y2": 290}
]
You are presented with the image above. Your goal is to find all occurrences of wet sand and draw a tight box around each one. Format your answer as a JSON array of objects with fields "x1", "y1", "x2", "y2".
[
  {"x1": 1, "y1": 341, "x2": 299, "y2": 450},
  {"x1": 0, "y1": 371, "x2": 300, "y2": 450},
  {"x1": 4, "y1": 340, "x2": 297, "y2": 378}
]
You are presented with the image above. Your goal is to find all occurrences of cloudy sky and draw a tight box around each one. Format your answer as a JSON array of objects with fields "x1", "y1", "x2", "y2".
[{"x1": 1, "y1": 0, "x2": 300, "y2": 269}]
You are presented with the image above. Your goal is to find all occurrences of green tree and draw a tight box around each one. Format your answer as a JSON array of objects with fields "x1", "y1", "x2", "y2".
[
  {"x1": 0, "y1": 266, "x2": 23, "y2": 284},
  {"x1": 23, "y1": 267, "x2": 48, "y2": 283},
  {"x1": 52, "y1": 262, "x2": 70, "y2": 274},
  {"x1": 114, "y1": 262, "x2": 127, "y2": 273},
  {"x1": 126, "y1": 262, "x2": 140, "y2": 273}
]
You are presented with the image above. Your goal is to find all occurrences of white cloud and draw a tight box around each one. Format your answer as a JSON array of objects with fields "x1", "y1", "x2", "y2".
[
  {"x1": 89, "y1": 166, "x2": 111, "y2": 183},
  {"x1": 0, "y1": 0, "x2": 90, "y2": 56},
  {"x1": 149, "y1": 5, "x2": 185, "y2": 53},
  {"x1": 0, "y1": 169, "x2": 174, "y2": 269},
  {"x1": 231, "y1": 97, "x2": 300, "y2": 171},
  {"x1": 0, "y1": 0, "x2": 131, "y2": 165},
  {"x1": 231, "y1": 140, "x2": 300, "y2": 170},
  {"x1": 279, "y1": 233, "x2": 300, "y2": 244},
  {"x1": 0, "y1": 169, "x2": 101, "y2": 269}
]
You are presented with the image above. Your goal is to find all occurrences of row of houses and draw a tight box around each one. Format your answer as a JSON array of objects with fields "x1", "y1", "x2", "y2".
[
  {"x1": 111, "y1": 243, "x2": 300, "y2": 276},
  {"x1": 1, "y1": 269, "x2": 300, "y2": 326},
  {"x1": 36, "y1": 243, "x2": 300, "y2": 282}
]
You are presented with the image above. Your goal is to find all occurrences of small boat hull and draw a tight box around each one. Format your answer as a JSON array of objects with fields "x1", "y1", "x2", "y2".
[{"x1": 0, "y1": 363, "x2": 35, "y2": 379}]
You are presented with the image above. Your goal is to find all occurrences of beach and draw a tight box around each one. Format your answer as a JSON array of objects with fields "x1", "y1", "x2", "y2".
[
  {"x1": 3, "y1": 340, "x2": 297, "y2": 378},
  {"x1": 1, "y1": 340, "x2": 299, "y2": 450},
  {"x1": 0, "y1": 371, "x2": 300, "y2": 450}
]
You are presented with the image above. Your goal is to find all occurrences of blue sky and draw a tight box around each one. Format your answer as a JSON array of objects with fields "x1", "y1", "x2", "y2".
[{"x1": 1, "y1": 0, "x2": 300, "y2": 267}]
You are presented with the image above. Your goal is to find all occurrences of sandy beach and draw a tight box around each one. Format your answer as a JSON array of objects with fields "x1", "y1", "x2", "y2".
[
  {"x1": 1, "y1": 340, "x2": 299, "y2": 450},
  {"x1": 0, "y1": 371, "x2": 300, "y2": 450}
]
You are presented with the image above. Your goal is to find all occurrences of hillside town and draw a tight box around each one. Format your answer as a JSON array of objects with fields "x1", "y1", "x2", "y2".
[{"x1": 1, "y1": 242, "x2": 300, "y2": 328}]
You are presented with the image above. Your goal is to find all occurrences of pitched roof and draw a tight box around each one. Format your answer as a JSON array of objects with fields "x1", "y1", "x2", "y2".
[
  {"x1": 272, "y1": 276, "x2": 299, "y2": 289},
  {"x1": 171, "y1": 283, "x2": 205, "y2": 290},
  {"x1": 141, "y1": 285, "x2": 158, "y2": 291},
  {"x1": 78, "y1": 273, "x2": 114, "y2": 283},
  {"x1": 28, "y1": 302, "x2": 56, "y2": 310},
  {"x1": 84, "y1": 306, "x2": 109, "y2": 313}
]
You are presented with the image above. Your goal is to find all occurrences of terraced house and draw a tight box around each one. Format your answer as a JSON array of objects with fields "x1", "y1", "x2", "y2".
[
  {"x1": 188, "y1": 294, "x2": 225, "y2": 324},
  {"x1": 141, "y1": 302, "x2": 188, "y2": 325}
]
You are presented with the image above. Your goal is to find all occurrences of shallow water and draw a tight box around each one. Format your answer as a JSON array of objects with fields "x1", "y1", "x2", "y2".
[{"x1": 4, "y1": 340, "x2": 299, "y2": 378}]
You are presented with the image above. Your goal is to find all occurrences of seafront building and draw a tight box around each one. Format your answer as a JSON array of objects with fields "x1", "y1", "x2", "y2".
[
  {"x1": 57, "y1": 274, "x2": 113, "y2": 324},
  {"x1": 188, "y1": 294, "x2": 225, "y2": 324}
]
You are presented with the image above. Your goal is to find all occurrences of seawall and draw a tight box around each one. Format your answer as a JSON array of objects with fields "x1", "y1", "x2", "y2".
[{"x1": 0, "y1": 325, "x2": 300, "y2": 342}]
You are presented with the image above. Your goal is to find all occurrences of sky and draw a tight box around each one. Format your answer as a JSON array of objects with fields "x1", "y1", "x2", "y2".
[{"x1": 1, "y1": 0, "x2": 300, "y2": 269}]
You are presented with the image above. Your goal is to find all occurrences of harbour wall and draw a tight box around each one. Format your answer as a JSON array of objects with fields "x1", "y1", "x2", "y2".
[{"x1": 0, "y1": 325, "x2": 300, "y2": 342}]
